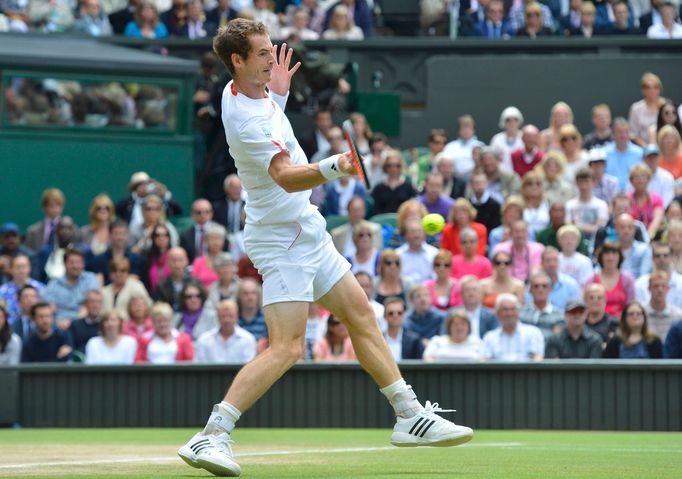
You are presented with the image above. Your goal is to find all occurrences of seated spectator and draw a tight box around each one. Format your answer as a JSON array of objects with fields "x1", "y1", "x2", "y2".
[
  {"x1": 85, "y1": 311, "x2": 137, "y2": 365},
  {"x1": 280, "y1": 7, "x2": 319, "y2": 40},
  {"x1": 637, "y1": 144, "x2": 675, "y2": 207},
  {"x1": 175, "y1": 283, "x2": 217, "y2": 341},
  {"x1": 387, "y1": 199, "x2": 429, "y2": 250},
  {"x1": 11, "y1": 285, "x2": 39, "y2": 343},
  {"x1": 322, "y1": 5, "x2": 363, "y2": 39},
  {"x1": 331, "y1": 196, "x2": 382, "y2": 257},
  {"x1": 594, "y1": 193, "x2": 649, "y2": 253},
  {"x1": 424, "y1": 309, "x2": 484, "y2": 361},
  {"x1": 635, "y1": 242, "x2": 682, "y2": 309},
  {"x1": 450, "y1": 228, "x2": 493, "y2": 280},
  {"x1": 536, "y1": 202, "x2": 590, "y2": 256},
  {"x1": 213, "y1": 174, "x2": 246, "y2": 236},
  {"x1": 396, "y1": 219, "x2": 439, "y2": 284},
  {"x1": 557, "y1": 124, "x2": 589, "y2": 184},
  {"x1": 21, "y1": 302, "x2": 73, "y2": 363},
  {"x1": 124, "y1": 0, "x2": 168, "y2": 38},
  {"x1": 589, "y1": 148, "x2": 620, "y2": 206},
  {"x1": 516, "y1": 2, "x2": 553, "y2": 37},
  {"x1": 355, "y1": 271, "x2": 386, "y2": 332},
  {"x1": 102, "y1": 257, "x2": 151, "y2": 320},
  {"x1": 115, "y1": 172, "x2": 183, "y2": 228},
  {"x1": 408, "y1": 129, "x2": 449, "y2": 191},
  {"x1": 566, "y1": 167, "x2": 609, "y2": 242},
  {"x1": 129, "y1": 195, "x2": 179, "y2": 255},
  {"x1": 664, "y1": 318, "x2": 682, "y2": 357},
  {"x1": 604, "y1": 1, "x2": 639, "y2": 34},
  {"x1": 657, "y1": 125, "x2": 682, "y2": 180},
  {"x1": 604, "y1": 301, "x2": 663, "y2": 358},
  {"x1": 403, "y1": 284, "x2": 446, "y2": 345},
  {"x1": 136, "y1": 302, "x2": 194, "y2": 363},
  {"x1": 568, "y1": 0, "x2": 597, "y2": 36},
  {"x1": 374, "y1": 249, "x2": 414, "y2": 305},
  {"x1": 493, "y1": 220, "x2": 544, "y2": 283},
  {"x1": 141, "y1": 224, "x2": 173, "y2": 295},
  {"x1": 42, "y1": 248, "x2": 99, "y2": 329},
  {"x1": 477, "y1": 148, "x2": 521, "y2": 206},
  {"x1": 557, "y1": 225, "x2": 594, "y2": 287},
  {"x1": 424, "y1": 250, "x2": 461, "y2": 312},
  {"x1": 109, "y1": 0, "x2": 136, "y2": 34},
  {"x1": 629, "y1": 164, "x2": 664, "y2": 238},
  {"x1": 615, "y1": 214, "x2": 653, "y2": 278},
  {"x1": 73, "y1": 0, "x2": 113, "y2": 37},
  {"x1": 509, "y1": 0, "x2": 555, "y2": 33},
  {"x1": 520, "y1": 171, "x2": 550, "y2": 236},
  {"x1": 457, "y1": 275, "x2": 500, "y2": 338},
  {"x1": 540, "y1": 102, "x2": 573, "y2": 153},
  {"x1": 480, "y1": 250, "x2": 525, "y2": 309},
  {"x1": 643, "y1": 271, "x2": 682, "y2": 340},
  {"x1": 483, "y1": 293, "x2": 544, "y2": 361},
  {"x1": 0, "y1": 255, "x2": 45, "y2": 324},
  {"x1": 648, "y1": 100, "x2": 682, "y2": 146},
  {"x1": 196, "y1": 299, "x2": 257, "y2": 363},
  {"x1": 583, "y1": 283, "x2": 618, "y2": 346},
  {"x1": 418, "y1": 172, "x2": 454, "y2": 219},
  {"x1": 0, "y1": 222, "x2": 34, "y2": 261},
  {"x1": 180, "y1": 199, "x2": 215, "y2": 263},
  {"x1": 346, "y1": 221, "x2": 382, "y2": 279},
  {"x1": 443, "y1": 114, "x2": 482, "y2": 181},
  {"x1": 441, "y1": 198, "x2": 487, "y2": 257},
  {"x1": 647, "y1": 1, "x2": 682, "y2": 38},
  {"x1": 489, "y1": 195, "x2": 527, "y2": 253},
  {"x1": 68, "y1": 289, "x2": 104, "y2": 354},
  {"x1": 302, "y1": 303, "x2": 328, "y2": 359},
  {"x1": 206, "y1": 253, "x2": 240, "y2": 311},
  {"x1": 0, "y1": 305, "x2": 21, "y2": 365},
  {"x1": 658, "y1": 200, "x2": 682, "y2": 243},
  {"x1": 33, "y1": 216, "x2": 83, "y2": 283},
  {"x1": 591, "y1": 242, "x2": 635, "y2": 317},
  {"x1": 191, "y1": 223, "x2": 227, "y2": 289},
  {"x1": 606, "y1": 118, "x2": 644, "y2": 190},
  {"x1": 25, "y1": 187, "x2": 65, "y2": 252},
  {"x1": 467, "y1": 171, "x2": 501, "y2": 234},
  {"x1": 89, "y1": 221, "x2": 142, "y2": 285},
  {"x1": 323, "y1": 0, "x2": 373, "y2": 37},
  {"x1": 313, "y1": 314, "x2": 356, "y2": 361},
  {"x1": 472, "y1": 0, "x2": 513, "y2": 38},
  {"x1": 322, "y1": 175, "x2": 367, "y2": 217},
  {"x1": 490, "y1": 107, "x2": 524, "y2": 171},
  {"x1": 370, "y1": 150, "x2": 417, "y2": 214},
  {"x1": 205, "y1": 0, "x2": 237, "y2": 29},
  {"x1": 178, "y1": 0, "x2": 217, "y2": 39},
  {"x1": 520, "y1": 271, "x2": 565, "y2": 338},
  {"x1": 537, "y1": 151, "x2": 574, "y2": 207},
  {"x1": 155, "y1": 247, "x2": 199, "y2": 310},
  {"x1": 122, "y1": 295, "x2": 155, "y2": 340},
  {"x1": 545, "y1": 299, "x2": 603, "y2": 358},
  {"x1": 237, "y1": 278, "x2": 268, "y2": 341},
  {"x1": 382, "y1": 296, "x2": 425, "y2": 361},
  {"x1": 559, "y1": 0, "x2": 583, "y2": 34},
  {"x1": 365, "y1": 133, "x2": 390, "y2": 187},
  {"x1": 630, "y1": 74, "x2": 665, "y2": 146},
  {"x1": 537, "y1": 246, "x2": 581, "y2": 312},
  {"x1": 583, "y1": 104, "x2": 614, "y2": 150}
]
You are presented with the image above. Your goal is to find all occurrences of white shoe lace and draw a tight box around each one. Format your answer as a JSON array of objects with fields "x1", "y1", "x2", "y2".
[
  {"x1": 423, "y1": 400, "x2": 456, "y2": 416},
  {"x1": 209, "y1": 433, "x2": 235, "y2": 457}
]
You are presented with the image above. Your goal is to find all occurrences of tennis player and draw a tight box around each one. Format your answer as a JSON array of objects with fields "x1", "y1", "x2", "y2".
[{"x1": 178, "y1": 19, "x2": 473, "y2": 477}]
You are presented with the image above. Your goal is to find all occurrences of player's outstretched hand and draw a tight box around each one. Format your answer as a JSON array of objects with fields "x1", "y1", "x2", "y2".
[
  {"x1": 267, "y1": 43, "x2": 301, "y2": 97},
  {"x1": 337, "y1": 152, "x2": 358, "y2": 176}
]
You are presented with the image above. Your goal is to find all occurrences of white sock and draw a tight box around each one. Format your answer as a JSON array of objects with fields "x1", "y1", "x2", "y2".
[
  {"x1": 380, "y1": 378, "x2": 424, "y2": 419},
  {"x1": 202, "y1": 401, "x2": 241, "y2": 435}
]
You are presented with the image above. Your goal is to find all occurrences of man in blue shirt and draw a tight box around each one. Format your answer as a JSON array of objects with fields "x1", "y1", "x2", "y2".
[
  {"x1": 21, "y1": 302, "x2": 73, "y2": 363},
  {"x1": 236, "y1": 277, "x2": 267, "y2": 341},
  {"x1": 403, "y1": 284, "x2": 446, "y2": 345},
  {"x1": 534, "y1": 246, "x2": 581, "y2": 312},
  {"x1": 605, "y1": 118, "x2": 643, "y2": 190}
]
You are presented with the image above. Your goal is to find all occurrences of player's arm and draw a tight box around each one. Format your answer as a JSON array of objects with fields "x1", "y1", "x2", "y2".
[{"x1": 268, "y1": 151, "x2": 355, "y2": 193}]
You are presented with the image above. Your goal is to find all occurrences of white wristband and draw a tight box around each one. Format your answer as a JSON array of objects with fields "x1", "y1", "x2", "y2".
[{"x1": 319, "y1": 154, "x2": 347, "y2": 181}]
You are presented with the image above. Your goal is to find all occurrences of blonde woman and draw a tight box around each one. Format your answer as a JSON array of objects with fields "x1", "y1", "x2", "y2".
[
  {"x1": 129, "y1": 194, "x2": 178, "y2": 254},
  {"x1": 629, "y1": 73, "x2": 665, "y2": 147},
  {"x1": 322, "y1": 5, "x2": 363, "y2": 40},
  {"x1": 440, "y1": 198, "x2": 487, "y2": 256},
  {"x1": 520, "y1": 171, "x2": 550, "y2": 236},
  {"x1": 123, "y1": 0, "x2": 168, "y2": 38},
  {"x1": 388, "y1": 199, "x2": 428, "y2": 249},
  {"x1": 537, "y1": 150, "x2": 574, "y2": 206},
  {"x1": 657, "y1": 125, "x2": 682, "y2": 179},
  {"x1": 79, "y1": 194, "x2": 116, "y2": 256},
  {"x1": 488, "y1": 195, "x2": 526, "y2": 253},
  {"x1": 540, "y1": 101, "x2": 574, "y2": 152},
  {"x1": 374, "y1": 249, "x2": 413, "y2": 305},
  {"x1": 346, "y1": 221, "x2": 382, "y2": 279},
  {"x1": 370, "y1": 150, "x2": 417, "y2": 214},
  {"x1": 423, "y1": 249, "x2": 461, "y2": 312},
  {"x1": 557, "y1": 124, "x2": 588, "y2": 184},
  {"x1": 628, "y1": 164, "x2": 664, "y2": 237}
]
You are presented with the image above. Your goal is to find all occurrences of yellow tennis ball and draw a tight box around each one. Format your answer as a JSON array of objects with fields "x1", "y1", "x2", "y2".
[{"x1": 422, "y1": 213, "x2": 445, "y2": 235}]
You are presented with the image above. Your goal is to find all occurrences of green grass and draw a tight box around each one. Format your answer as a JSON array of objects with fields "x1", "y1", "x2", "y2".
[{"x1": 0, "y1": 428, "x2": 681, "y2": 478}]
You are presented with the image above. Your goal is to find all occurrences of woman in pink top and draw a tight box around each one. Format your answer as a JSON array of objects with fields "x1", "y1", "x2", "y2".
[
  {"x1": 424, "y1": 250, "x2": 461, "y2": 312},
  {"x1": 450, "y1": 227, "x2": 492, "y2": 280},
  {"x1": 591, "y1": 242, "x2": 635, "y2": 317},
  {"x1": 313, "y1": 315, "x2": 356, "y2": 361},
  {"x1": 628, "y1": 163, "x2": 664, "y2": 237},
  {"x1": 122, "y1": 295, "x2": 154, "y2": 340},
  {"x1": 191, "y1": 222, "x2": 226, "y2": 288}
]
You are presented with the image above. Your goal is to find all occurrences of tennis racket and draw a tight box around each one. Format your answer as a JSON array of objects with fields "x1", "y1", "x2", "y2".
[{"x1": 342, "y1": 119, "x2": 371, "y2": 190}]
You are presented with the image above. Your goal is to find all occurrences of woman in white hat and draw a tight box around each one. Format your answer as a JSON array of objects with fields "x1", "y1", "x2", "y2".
[{"x1": 490, "y1": 106, "x2": 524, "y2": 172}]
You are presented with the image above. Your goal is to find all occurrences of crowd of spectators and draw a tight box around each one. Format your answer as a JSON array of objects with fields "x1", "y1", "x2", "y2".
[
  {"x1": 3, "y1": 70, "x2": 682, "y2": 366},
  {"x1": 1, "y1": 0, "x2": 681, "y2": 39}
]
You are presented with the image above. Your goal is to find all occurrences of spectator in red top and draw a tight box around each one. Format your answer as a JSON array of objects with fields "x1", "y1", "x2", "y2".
[
  {"x1": 451, "y1": 227, "x2": 493, "y2": 279},
  {"x1": 591, "y1": 242, "x2": 635, "y2": 318},
  {"x1": 136, "y1": 302, "x2": 194, "y2": 363},
  {"x1": 510, "y1": 125, "x2": 544, "y2": 178},
  {"x1": 440, "y1": 198, "x2": 487, "y2": 256}
]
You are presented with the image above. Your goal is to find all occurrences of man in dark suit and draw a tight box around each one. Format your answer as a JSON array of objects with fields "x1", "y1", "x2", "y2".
[
  {"x1": 383, "y1": 297, "x2": 425, "y2": 360},
  {"x1": 298, "y1": 108, "x2": 333, "y2": 160},
  {"x1": 472, "y1": 0, "x2": 514, "y2": 38},
  {"x1": 11, "y1": 285, "x2": 39, "y2": 343},
  {"x1": 179, "y1": 198, "x2": 215, "y2": 263},
  {"x1": 177, "y1": 0, "x2": 217, "y2": 39},
  {"x1": 109, "y1": 0, "x2": 138, "y2": 34},
  {"x1": 459, "y1": 275, "x2": 499, "y2": 338},
  {"x1": 638, "y1": 0, "x2": 664, "y2": 33},
  {"x1": 155, "y1": 247, "x2": 203, "y2": 310},
  {"x1": 25, "y1": 188, "x2": 65, "y2": 253},
  {"x1": 115, "y1": 172, "x2": 183, "y2": 226},
  {"x1": 213, "y1": 174, "x2": 245, "y2": 234},
  {"x1": 205, "y1": 0, "x2": 237, "y2": 29}
]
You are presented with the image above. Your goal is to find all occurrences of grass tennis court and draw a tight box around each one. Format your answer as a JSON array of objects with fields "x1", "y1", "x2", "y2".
[{"x1": 0, "y1": 428, "x2": 680, "y2": 478}]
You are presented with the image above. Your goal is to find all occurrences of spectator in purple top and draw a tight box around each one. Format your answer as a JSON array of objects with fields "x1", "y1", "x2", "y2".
[
  {"x1": 174, "y1": 282, "x2": 217, "y2": 341},
  {"x1": 418, "y1": 172, "x2": 454, "y2": 219}
]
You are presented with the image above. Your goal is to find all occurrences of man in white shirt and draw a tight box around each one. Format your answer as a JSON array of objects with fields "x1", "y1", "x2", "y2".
[
  {"x1": 383, "y1": 296, "x2": 424, "y2": 361},
  {"x1": 396, "y1": 218, "x2": 439, "y2": 283},
  {"x1": 483, "y1": 293, "x2": 544, "y2": 361},
  {"x1": 196, "y1": 299, "x2": 257, "y2": 363},
  {"x1": 442, "y1": 114, "x2": 481, "y2": 180},
  {"x1": 635, "y1": 242, "x2": 682, "y2": 309},
  {"x1": 647, "y1": 2, "x2": 682, "y2": 38},
  {"x1": 644, "y1": 271, "x2": 682, "y2": 340},
  {"x1": 565, "y1": 167, "x2": 609, "y2": 241},
  {"x1": 616, "y1": 213, "x2": 652, "y2": 278},
  {"x1": 330, "y1": 196, "x2": 382, "y2": 256}
]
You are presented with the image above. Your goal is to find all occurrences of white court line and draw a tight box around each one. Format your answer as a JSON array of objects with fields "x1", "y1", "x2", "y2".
[{"x1": 0, "y1": 442, "x2": 523, "y2": 470}]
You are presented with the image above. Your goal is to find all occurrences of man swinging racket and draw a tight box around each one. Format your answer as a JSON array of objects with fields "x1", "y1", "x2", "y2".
[{"x1": 178, "y1": 18, "x2": 473, "y2": 477}]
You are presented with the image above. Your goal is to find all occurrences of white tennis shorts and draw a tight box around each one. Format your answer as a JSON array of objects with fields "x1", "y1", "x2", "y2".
[{"x1": 243, "y1": 205, "x2": 350, "y2": 306}]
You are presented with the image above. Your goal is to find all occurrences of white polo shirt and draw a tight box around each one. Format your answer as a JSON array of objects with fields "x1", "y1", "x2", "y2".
[
  {"x1": 482, "y1": 323, "x2": 545, "y2": 361},
  {"x1": 195, "y1": 326, "x2": 257, "y2": 363}
]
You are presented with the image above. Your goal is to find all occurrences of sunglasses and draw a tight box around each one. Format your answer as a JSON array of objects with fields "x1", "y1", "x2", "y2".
[
  {"x1": 383, "y1": 260, "x2": 400, "y2": 266},
  {"x1": 494, "y1": 260, "x2": 512, "y2": 266}
]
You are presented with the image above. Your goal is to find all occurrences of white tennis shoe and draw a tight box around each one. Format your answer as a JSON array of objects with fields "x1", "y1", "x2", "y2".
[
  {"x1": 390, "y1": 401, "x2": 473, "y2": 447},
  {"x1": 178, "y1": 432, "x2": 241, "y2": 477}
]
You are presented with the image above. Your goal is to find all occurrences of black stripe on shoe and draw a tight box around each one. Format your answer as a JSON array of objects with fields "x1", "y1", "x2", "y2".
[
  {"x1": 190, "y1": 440, "x2": 210, "y2": 452},
  {"x1": 194, "y1": 446, "x2": 209, "y2": 455},
  {"x1": 419, "y1": 420, "x2": 436, "y2": 438},
  {"x1": 413, "y1": 420, "x2": 429, "y2": 437},
  {"x1": 408, "y1": 417, "x2": 425, "y2": 435}
]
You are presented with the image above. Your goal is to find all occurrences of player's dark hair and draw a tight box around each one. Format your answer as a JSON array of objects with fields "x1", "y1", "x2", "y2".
[{"x1": 213, "y1": 19, "x2": 269, "y2": 75}]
